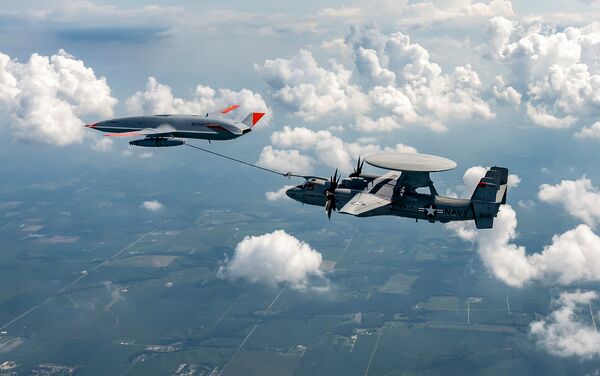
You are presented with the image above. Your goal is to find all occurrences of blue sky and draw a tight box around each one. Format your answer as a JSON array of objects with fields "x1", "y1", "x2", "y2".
[{"x1": 3, "y1": 0, "x2": 600, "y2": 359}]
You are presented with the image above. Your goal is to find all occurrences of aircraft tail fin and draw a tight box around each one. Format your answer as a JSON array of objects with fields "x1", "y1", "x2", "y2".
[
  {"x1": 241, "y1": 112, "x2": 265, "y2": 127},
  {"x1": 470, "y1": 166, "x2": 508, "y2": 229},
  {"x1": 470, "y1": 166, "x2": 508, "y2": 202}
]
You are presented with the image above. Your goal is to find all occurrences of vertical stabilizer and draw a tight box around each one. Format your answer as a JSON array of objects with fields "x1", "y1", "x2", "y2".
[
  {"x1": 241, "y1": 112, "x2": 265, "y2": 127},
  {"x1": 470, "y1": 167, "x2": 509, "y2": 229}
]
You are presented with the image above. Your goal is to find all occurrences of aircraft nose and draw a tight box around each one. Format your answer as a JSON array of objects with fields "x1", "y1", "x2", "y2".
[
  {"x1": 85, "y1": 121, "x2": 100, "y2": 128},
  {"x1": 286, "y1": 187, "x2": 300, "y2": 200}
]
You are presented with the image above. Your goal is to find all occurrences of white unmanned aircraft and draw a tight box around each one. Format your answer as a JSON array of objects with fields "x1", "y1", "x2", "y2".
[{"x1": 85, "y1": 105, "x2": 265, "y2": 147}]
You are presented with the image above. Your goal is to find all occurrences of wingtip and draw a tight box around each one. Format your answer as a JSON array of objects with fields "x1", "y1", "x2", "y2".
[{"x1": 221, "y1": 104, "x2": 241, "y2": 114}]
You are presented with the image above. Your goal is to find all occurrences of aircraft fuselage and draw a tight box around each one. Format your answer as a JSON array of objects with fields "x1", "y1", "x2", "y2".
[
  {"x1": 285, "y1": 176, "x2": 475, "y2": 223},
  {"x1": 88, "y1": 114, "x2": 250, "y2": 141}
]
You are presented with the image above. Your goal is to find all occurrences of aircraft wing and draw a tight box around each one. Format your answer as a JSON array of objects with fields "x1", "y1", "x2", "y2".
[
  {"x1": 206, "y1": 104, "x2": 240, "y2": 117},
  {"x1": 103, "y1": 126, "x2": 176, "y2": 137},
  {"x1": 338, "y1": 171, "x2": 399, "y2": 216},
  {"x1": 338, "y1": 192, "x2": 391, "y2": 216}
]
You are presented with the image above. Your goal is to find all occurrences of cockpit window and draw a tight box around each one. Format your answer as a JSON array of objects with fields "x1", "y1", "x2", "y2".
[{"x1": 303, "y1": 182, "x2": 315, "y2": 190}]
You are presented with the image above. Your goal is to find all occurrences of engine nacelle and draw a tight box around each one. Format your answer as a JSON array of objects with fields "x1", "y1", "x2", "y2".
[{"x1": 129, "y1": 138, "x2": 185, "y2": 147}]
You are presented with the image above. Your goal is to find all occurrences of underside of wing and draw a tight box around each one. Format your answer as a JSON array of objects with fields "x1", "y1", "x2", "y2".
[
  {"x1": 339, "y1": 193, "x2": 391, "y2": 216},
  {"x1": 104, "y1": 126, "x2": 175, "y2": 138}
]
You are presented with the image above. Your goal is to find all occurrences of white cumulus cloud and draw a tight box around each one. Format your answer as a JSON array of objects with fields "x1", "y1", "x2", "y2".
[
  {"x1": 126, "y1": 76, "x2": 270, "y2": 123},
  {"x1": 317, "y1": 7, "x2": 362, "y2": 19},
  {"x1": 256, "y1": 27, "x2": 494, "y2": 132},
  {"x1": 575, "y1": 121, "x2": 600, "y2": 139},
  {"x1": 364, "y1": 0, "x2": 514, "y2": 28},
  {"x1": 255, "y1": 49, "x2": 367, "y2": 123},
  {"x1": 266, "y1": 185, "x2": 295, "y2": 201},
  {"x1": 539, "y1": 177, "x2": 600, "y2": 227},
  {"x1": 456, "y1": 165, "x2": 520, "y2": 198},
  {"x1": 257, "y1": 146, "x2": 315, "y2": 174},
  {"x1": 219, "y1": 230, "x2": 326, "y2": 290},
  {"x1": 488, "y1": 16, "x2": 514, "y2": 59},
  {"x1": 491, "y1": 17, "x2": 600, "y2": 129},
  {"x1": 518, "y1": 199, "x2": 536, "y2": 208},
  {"x1": 448, "y1": 206, "x2": 600, "y2": 287},
  {"x1": 0, "y1": 49, "x2": 117, "y2": 146},
  {"x1": 530, "y1": 290, "x2": 600, "y2": 359},
  {"x1": 90, "y1": 137, "x2": 114, "y2": 152},
  {"x1": 446, "y1": 168, "x2": 600, "y2": 287},
  {"x1": 141, "y1": 200, "x2": 164, "y2": 211},
  {"x1": 261, "y1": 126, "x2": 417, "y2": 173},
  {"x1": 491, "y1": 76, "x2": 521, "y2": 106}
]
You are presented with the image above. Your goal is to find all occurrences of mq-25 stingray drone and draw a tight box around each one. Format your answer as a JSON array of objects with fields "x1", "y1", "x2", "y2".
[
  {"x1": 85, "y1": 104, "x2": 265, "y2": 147},
  {"x1": 285, "y1": 153, "x2": 508, "y2": 229}
]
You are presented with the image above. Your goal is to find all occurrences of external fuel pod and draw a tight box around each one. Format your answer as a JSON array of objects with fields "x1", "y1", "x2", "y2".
[{"x1": 129, "y1": 138, "x2": 185, "y2": 147}]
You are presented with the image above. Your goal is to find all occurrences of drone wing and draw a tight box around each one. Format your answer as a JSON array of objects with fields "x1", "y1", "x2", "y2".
[
  {"x1": 206, "y1": 104, "x2": 240, "y2": 117},
  {"x1": 103, "y1": 125, "x2": 177, "y2": 137}
]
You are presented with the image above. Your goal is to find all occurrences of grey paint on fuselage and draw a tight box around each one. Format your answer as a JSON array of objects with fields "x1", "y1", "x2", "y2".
[
  {"x1": 379, "y1": 194, "x2": 473, "y2": 222},
  {"x1": 287, "y1": 153, "x2": 508, "y2": 228},
  {"x1": 91, "y1": 114, "x2": 250, "y2": 140},
  {"x1": 286, "y1": 177, "x2": 364, "y2": 207},
  {"x1": 286, "y1": 175, "x2": 474, "y2": 223}
]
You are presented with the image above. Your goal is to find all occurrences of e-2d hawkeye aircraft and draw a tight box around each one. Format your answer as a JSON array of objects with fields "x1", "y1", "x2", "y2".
[
  {"x1": 285, "y1": 153, "x2": 508, "y2": 229},
  {"x1": 85, "y1": 104, "x2": 265, "y2": 147}
]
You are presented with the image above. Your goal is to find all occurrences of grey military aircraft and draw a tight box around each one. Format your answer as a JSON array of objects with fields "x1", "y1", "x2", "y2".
[
  {"x1": 85, "y1": 104, "x2": 265, "y2": 147},
  {"x1": 285, "y1": 153, "x2": 508, "y2": 229}
]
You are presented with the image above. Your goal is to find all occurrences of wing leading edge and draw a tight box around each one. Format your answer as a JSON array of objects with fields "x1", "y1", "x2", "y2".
[
  {"x1": 207, "y1": 104, "x2": 240, "y2": 117},
  {"x1": 339, "y1": 171, "x2": 399, "y2": 216},
  {"x1": 339, "y1": 193, "x2": 391, "y2": 216},
  {"x1": 103, "y1": 126, "x2": 176, "y2": 137}
]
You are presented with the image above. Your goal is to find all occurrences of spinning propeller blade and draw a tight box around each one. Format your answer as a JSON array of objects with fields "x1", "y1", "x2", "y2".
[
  {"x1": 325, "y1": 168, "x2": 340, "y2": 220},
  {"x1": 349, "y1": 157, "x2": 364, "y2": 178}
]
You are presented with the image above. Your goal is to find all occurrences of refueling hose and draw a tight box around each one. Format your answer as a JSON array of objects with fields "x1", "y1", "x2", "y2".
[{"x1": 185, "y1": 143, "x2": 300, "y2": 178}]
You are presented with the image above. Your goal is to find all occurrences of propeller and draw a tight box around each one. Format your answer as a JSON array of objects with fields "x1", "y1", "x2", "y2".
[
  {"x1": 325, "y1": 168, "x2": 340, "y2": 219},
  {"x1": 349, "y1": 157, "x2": 364, "y2": 178}
]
